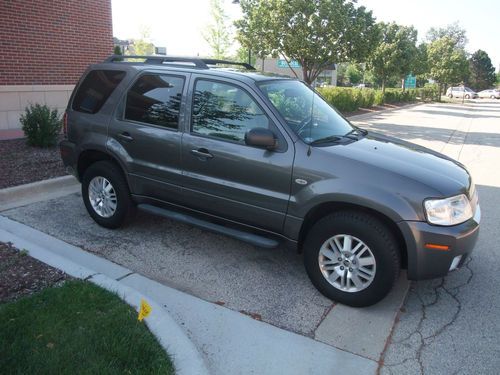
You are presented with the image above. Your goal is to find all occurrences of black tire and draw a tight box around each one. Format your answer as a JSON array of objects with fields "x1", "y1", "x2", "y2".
[
  {"x1": 82, "y1": 160, "x2": 135, "y2": 229},
  {"x1": 303, "y1": 211, "x2": 401, "y2": 307},
  {"x1": 448, "y1": 94, "x2": 453, "y2": 98}
]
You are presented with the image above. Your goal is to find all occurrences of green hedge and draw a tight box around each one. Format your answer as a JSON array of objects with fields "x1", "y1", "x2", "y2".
[{"x1": 317, "y1": 85, "x2": 439, "y2": 113}]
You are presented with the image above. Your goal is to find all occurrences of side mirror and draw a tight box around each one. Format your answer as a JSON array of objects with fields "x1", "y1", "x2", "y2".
[{"x1": 245, "y1": 127, "x2": 277, "y2": 150}]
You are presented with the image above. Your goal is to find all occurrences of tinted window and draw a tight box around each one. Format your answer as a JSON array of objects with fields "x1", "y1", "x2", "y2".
[
  {"x1": 72, "y1": 70, "x2": 125, "y2": 114},
  {"x1": 125, "y1": 74, "x2": 184, "y2": 129},
  {"x1": 192, "y1": 80, "x2": 269, "y2": 143},
  {"x1": 259, "y1": 80, "x2": 352, "y2": 143}
]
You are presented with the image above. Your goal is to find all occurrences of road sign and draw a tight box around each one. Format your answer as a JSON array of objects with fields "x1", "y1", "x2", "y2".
[
  {"x1": 277, "y1": 59, "x2": 301, "y2": 69},
  {"x1": 405, "y1": 74, "x2": 416, "y2": 88}
]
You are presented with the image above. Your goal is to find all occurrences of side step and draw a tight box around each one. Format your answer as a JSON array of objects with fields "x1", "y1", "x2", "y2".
[{"x1": 138, "y1": 204, "x2": 280, "y2": 249}]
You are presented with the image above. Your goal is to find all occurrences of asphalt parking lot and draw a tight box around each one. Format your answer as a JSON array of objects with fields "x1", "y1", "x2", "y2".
[
  {"x1": 3, "y1": 99, "x2": 500, "y2": 373},
  {"x1": 5, "y1": 193, "x2": 332, "y2": 335}
]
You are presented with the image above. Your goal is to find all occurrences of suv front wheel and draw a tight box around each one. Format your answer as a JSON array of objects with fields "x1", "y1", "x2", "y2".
[
  {"x1": 303, "y1": 211, "x2": 401, "y2": 307},
  {"x1": 82, "y1": 160, "x2": 134, "y2": 229}
]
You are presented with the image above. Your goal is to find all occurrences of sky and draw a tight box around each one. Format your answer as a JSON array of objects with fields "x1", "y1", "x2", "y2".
[{"x1": 112, "y1": 0, "x2": 499, "y2": 71}]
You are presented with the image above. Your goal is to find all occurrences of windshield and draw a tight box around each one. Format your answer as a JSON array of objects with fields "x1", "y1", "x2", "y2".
[{"x1": 258, "y1": 80, "x2": 354, "y2": 144}]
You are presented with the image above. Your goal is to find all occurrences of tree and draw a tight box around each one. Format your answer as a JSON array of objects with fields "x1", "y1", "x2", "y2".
[
  {"x1": 203, "y1": 0, "x2": 232, "y2": 59},
  {"x1": 235, "y1": 0, "x2": 378, "y2": 84},
  {"x1": 427, "y1": 36, "x2": 469, "y2": 94},
  {"x1": 113, "y1": 45, "x2": 122, "y2": 55},
  {"x1": 127, "y1": 27, "x2": 154, "y2": 56},
  {"x1": 345, "y1": 64, "x2": 363, "y2": 85},
  {"x1": 367, "y1": 22, "x2": 418, "y2": 93},
  {"x1": 413, "y1": 43, "x2": 429, "y2": 86},
  {"x1": 468, "y1": 50, "x2": 496, "y2": 90},
  {"x1": 427, "y1": 22, "x2": 468, "y2": 49},
  {"x1": 235, "y1": 46, "x2": 257, "y2": 65}
]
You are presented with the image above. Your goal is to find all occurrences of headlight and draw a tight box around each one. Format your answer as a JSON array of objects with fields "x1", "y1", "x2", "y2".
[{"x1": 424, "y1": 194, "x2": 473, "y2": 226}]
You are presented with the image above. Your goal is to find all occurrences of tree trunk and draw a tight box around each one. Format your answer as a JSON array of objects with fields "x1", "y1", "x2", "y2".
[
  {"x1": 303, "y1": 66, "x2": 313, "y2": 85},
  {"x1": 382, "y1": 78, "x2": 386, "y2": 94}
]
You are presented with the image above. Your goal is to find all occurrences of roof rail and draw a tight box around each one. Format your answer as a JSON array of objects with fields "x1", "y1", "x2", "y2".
[
  {"x1": 104, "y1": 55, "x2": 256, "y2": 70},
  {"x1": 201, "y1": 59, "x2": 256, "y2": 70}
]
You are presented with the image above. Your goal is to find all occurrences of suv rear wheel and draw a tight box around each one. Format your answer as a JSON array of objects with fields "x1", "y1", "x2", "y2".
[
  {"x1": 82, "y1": 161, "x2": 134, "y2": 228},
  {"x1": 303, "y1": 211, "x2": 400, "y2": 307}
]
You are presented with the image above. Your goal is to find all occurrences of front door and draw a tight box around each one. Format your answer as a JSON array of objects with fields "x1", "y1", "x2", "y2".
[{"x1": 181, "y1": 76, "x2": 294, "y2": 233}]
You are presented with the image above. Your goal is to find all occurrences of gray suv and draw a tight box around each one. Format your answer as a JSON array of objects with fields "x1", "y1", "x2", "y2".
[{"x1": 60, "y1": 55, "x2": 480, "y2": 307}]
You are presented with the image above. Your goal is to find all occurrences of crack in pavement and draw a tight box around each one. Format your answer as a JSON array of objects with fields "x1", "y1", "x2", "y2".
[{"x1": 380, "y1": 257, "x2": 474, "y2": 374}]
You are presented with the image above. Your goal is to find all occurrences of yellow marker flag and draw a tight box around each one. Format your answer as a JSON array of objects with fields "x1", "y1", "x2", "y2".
[{"x1": 138, "y1": 299, "x2": 152, "y2": 321}]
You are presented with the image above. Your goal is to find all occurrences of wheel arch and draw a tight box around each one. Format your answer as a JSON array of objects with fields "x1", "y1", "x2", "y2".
[
  {"x1": 298, "y1": 201, "x2": 408, "y2": 270},
  {"x1": 77, "y1": 149, "x2": 128, "y2": 184}
]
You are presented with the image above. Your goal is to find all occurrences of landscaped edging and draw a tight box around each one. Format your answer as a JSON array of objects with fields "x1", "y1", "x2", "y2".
[{"x1": 0, "y1": 215, "x2": 210, "y2": 375}]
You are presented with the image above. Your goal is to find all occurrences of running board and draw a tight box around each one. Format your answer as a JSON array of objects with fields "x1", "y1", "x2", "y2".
[{"x1": 138, "y1": 204, "x2": 280, "y2": 249}]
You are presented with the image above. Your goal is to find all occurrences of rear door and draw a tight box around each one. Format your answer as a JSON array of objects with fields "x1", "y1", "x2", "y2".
[
  {"x1": 108, "y1": 71, "x2": 189, "y2": 204},
  {"x1": 180, "y1": 75, "x2": 294, "y2": 233}
]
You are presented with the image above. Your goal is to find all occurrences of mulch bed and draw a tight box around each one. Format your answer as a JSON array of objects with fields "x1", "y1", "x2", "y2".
[
  {"x1": 0, "y1": 242, "x2": 68, "y2": 304},
  {"x1": 0, "y1": 136, "x2": 68, "y2": 189}
]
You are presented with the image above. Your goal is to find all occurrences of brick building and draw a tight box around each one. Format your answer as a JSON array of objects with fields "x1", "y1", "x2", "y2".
[{"x1": 0, "y1": 0, "x2": 113, "y2": 131}]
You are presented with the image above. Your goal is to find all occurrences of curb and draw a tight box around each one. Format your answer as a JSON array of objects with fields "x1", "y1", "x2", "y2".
[
  {"x1": 347, "y1": 102, "x2": 423, "y2": 121},
  {"x1": 0, "y1": 175, "x2": 79, "y2": 211},
  {"x1": 0, "y1": 215, "x2": 210, "y2": 375}
]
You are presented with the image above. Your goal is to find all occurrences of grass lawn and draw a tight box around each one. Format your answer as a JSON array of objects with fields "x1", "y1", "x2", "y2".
[{"x1": 0, "y1": 280, "x2": 174, "y2": 374}]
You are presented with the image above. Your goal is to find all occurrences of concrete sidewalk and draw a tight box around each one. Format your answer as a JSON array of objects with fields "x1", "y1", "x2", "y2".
[{"x1": 0, "y1": 215, "x2": 378, "y2": 374}]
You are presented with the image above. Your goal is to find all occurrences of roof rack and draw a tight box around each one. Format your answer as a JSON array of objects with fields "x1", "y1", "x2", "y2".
[{"x1": 104, "y1": 55, "x2": 256, "y2": 70}]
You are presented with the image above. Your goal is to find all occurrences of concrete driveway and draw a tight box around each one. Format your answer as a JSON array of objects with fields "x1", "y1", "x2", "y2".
[
  {"x1": 2, "y1": 100, "x2": 500, "y2": 373},
  {"x1": 352, "y1": 100, "x2": 500, "y2": 374}
]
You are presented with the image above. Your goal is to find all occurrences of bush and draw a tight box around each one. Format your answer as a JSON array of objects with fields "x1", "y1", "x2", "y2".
[
  {"x1": 416, "y1": 84, "x2": 439, "y2": 102},
  {"x1": 20, "y1": 104, "x2": 62, "y2": 147},
  {"x1": 374, "y1": 91, "x2": 384, "y2": 106},
  {"x1": 318, "y1": 86, "x2": 423, "y2": 113},
  {"x1": 318, "y1": 87, "x2": 359, "y2": 112}
]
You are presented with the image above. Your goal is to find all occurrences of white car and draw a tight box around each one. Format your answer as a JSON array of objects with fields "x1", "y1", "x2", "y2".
[
  {"x1": 477, "y1": 89, "x2": 500, "y2": 99},
  {"x1": 446, "y1": 86, "x2": 478, "y2": 99}
]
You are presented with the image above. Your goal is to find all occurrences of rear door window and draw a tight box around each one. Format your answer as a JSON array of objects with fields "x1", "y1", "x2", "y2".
[
  {"x1": 72, "y1": 70, "x2": 125, "y2": 114},
  {"x1": 125, "y1": 74, "x2": 185, "y2": 129}
]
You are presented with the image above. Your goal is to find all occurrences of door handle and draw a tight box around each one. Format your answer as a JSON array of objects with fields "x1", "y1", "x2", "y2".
[
  {"x1": 117, "y1": 132, "x2": 134, "y2": 142},
  {"x1": 190, "y1": 148, "x2": 214, "y2": 160}
]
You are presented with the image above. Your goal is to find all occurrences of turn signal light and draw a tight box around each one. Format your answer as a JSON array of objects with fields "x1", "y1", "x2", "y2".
[{"x1": 424, "y1": 243, "x2": 450, "y2": 251}]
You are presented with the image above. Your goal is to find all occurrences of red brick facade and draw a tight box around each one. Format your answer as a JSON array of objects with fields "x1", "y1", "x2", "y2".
[{"x1": 0, "y1": 0, "x2": 113, "y2": 85}]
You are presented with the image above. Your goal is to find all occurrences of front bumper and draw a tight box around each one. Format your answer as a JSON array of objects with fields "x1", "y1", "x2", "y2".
[{"x1": 399, "y1": 205, "x2": 480, "y2": 280}]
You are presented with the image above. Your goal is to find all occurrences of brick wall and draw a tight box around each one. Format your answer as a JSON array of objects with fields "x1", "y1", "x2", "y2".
[{"x1": 0, "y1": 0, "x2": 113, "y2": 86}]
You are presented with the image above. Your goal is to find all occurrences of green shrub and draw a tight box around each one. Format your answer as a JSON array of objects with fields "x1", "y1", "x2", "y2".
[
  {"x1": 416, "y1": 84, "x2": 439, "y2": 102},
  {"x1": 374, "y1": 91, "x2": 384, "y2": 106},
  {"x1": 20, "y1": 104, "x2": 62, "y2": 147},
  {"x1": 318, "y1": 85, "x2": 422, "y2": 113},
  {"x1": 318, "y1": 87, "x2": 359, "y2": 112},
  {"x1": 359, "y1": 89, "x2": 375, "y2": 108}
]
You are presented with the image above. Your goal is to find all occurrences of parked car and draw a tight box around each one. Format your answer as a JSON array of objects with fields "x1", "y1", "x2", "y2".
[
  {"x1": 477, "y1": 89, "x2": 500, "y2": 99},
  {"x1": 60, "y1": 55, "x2": 480, "y2": 307},
  {"x1": 446, "y1": 86, "x2": 478, "y2": 99}
]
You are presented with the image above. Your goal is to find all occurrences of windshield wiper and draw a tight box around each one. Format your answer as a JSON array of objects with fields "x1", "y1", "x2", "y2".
[
  {"x1": 310, "y1": 135, "x2": 343, "y2": 146},
  {"x1": 345, "y1": 127, "x2": 367, "y2": 139}
]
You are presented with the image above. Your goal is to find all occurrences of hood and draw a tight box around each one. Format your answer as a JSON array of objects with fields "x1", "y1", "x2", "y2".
[{"x1": 320, "y1": 131, "x2": 471, "y2": 197}]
